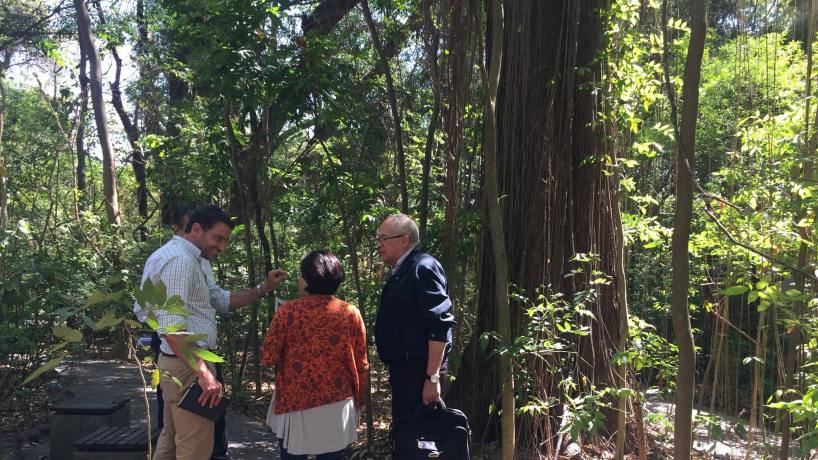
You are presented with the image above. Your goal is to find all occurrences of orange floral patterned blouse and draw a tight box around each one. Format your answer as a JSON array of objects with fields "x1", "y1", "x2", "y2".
[{"x1": 261, "y1": 295, "x2": 369, "y2": 415}]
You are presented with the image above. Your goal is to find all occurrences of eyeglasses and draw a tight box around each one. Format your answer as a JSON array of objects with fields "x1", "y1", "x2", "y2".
[{"x1": 374, "y1": 234, "x2": 406, "y2": 244}]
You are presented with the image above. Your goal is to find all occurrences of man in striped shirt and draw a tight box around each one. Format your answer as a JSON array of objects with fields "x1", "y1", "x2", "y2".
[{"x1": 138, "y1": 205, "x2": 286, "y2": 460}]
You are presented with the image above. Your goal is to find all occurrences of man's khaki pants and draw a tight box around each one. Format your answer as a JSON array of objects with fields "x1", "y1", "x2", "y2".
[{"x1": 154, "y1": 355, "x2": 215, "y2": 460}]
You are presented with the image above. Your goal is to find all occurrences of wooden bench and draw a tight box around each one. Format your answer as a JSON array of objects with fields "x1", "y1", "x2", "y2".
[
  {"x1": 73, "y1": 426, "x2": 161, "y2": 460},
  {"x1": 49, "y1": 397, "x2": 131, "y2": 460}
]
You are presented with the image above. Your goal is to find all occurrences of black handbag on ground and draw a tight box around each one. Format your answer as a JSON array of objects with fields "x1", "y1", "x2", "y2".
[{"x1": 391, "y1": 399, "x2": 471, "y2": 459}]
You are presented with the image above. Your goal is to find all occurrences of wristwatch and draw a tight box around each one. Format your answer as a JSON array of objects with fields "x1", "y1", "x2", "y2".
[{"x1": 425, "y1": 373, "x2": 440, "y2": 384}]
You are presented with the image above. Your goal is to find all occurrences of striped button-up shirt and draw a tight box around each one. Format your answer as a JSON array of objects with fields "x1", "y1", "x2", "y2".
[{"x1": 134, "y1": 236, "x2": 229, "y2": 354}]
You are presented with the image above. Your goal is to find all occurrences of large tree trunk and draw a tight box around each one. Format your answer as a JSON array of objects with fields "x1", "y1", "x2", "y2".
[
  {"x1": 450, "y1": 2, "x2": 629, "y2": 454},
  {"x1": 668, "y1": 0, "x2": 706, "y2": 457},
  {"x1": 571, "y1": 0, "x2": 630, "y2": 440},
  {"x1": 441, "y1": 0, "x2": 474, "y2": 292},
  {"x1": 74, "y1": 0, "x2": 121, "y2": 226}
]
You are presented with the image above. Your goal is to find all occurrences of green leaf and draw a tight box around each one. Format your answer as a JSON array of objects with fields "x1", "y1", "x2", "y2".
[
  {"x1": 81, "y1": 314, "x2": 96, "y2": 330},
  {"x1": 122, "y1": 319, "x2": 142, "y2": 329},
  {"x1": 52, "y1": 326, "x2": 83, "y2": 342},
  {"x1": 162, "y1": 305, "x2": 190, "y2": 316},
  {"x1": 151, "y1": 369, "x2": 160, "y2": 390},
  {"x1": 724, "y1": 285, "x2": 748, "y2": 296},
  {"x1": 747, "y1": 292, "x2": 759, "y2": 303},
  {"x1": 95, "y1": 311, "x2": 121, "y2": 330},
  {"x1": 165, "y1": 294, "x2": 184, "y2": 308},
  {"x1": 616, "y1": 388, "x2": 635, "y2": 398},
  {"x1": 146, "y1": 313, "x2": 159, "y2": 330},
  {"x1": 735, "y1": 423, "x2": 747, "y2": 440},
  {"x1": 479, "y1": 333, "x2": 490, "y2": 353},
  {"x1": 800, "y1": 434, "x2": 818, "y2": 455},
  {"x1": 785, "y1": 289, "x2": 802, "y2": 297},
  {"x1": 184, "y1": 333, "x2": 208, "y2": 343},
  {"x1": 84, "y1": 291, "x2": 122, "y2": 307},
  {"x1": 134, "y1": 283, "x2": 149, "y2": 308},
  {"x1": 163, "y1": 324, "x2": 186, "y2": 333},
  {"x1": 611, "y1": 352, "x2": 629, "y2": 365},
  {"x1": 191, "y1": 348, "x2": 225, "y2": 363},
  {"x1": 23, "y1": 354, "x2": 66, "y2": 385},
  {"x1": 137, "y1": 279, "x2": 168, "y2": 307}
]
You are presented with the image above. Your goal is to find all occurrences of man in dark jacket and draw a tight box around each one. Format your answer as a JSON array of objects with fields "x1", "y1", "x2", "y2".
[{"x1": 375, "y1": 214, "x2": 455, "y2": 419}]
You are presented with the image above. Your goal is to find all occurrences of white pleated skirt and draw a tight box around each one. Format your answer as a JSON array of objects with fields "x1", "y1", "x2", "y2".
[{"x1": 266, "y1": 395, "x2": 359, "y2": 456}]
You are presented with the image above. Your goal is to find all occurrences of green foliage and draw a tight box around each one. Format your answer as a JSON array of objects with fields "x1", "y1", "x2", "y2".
[
  {"x1": 562, "y1": 388, "x2": 610, "y2": 440},
  {"x1": 479, "y1": 282, "x2": 631, "y2": 439},
  {"x1": 8, "y1": 0, "x2": 818, "y2": 452},
  {"x1": 767, "y1": 307, "x2": 818, "y2": 455},
  {"x1": 613, "y1": 316, "x2": 678, "y2": 389}
]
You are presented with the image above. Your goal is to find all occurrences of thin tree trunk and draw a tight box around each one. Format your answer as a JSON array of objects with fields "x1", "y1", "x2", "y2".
[
  {"x1": 269, "y1": 218, "x2": 281, "y2": 266},
  {"x1": 136, "y1": 0, "x2": 161, "y2": 136},
  {"x1": 74, "y1": 0, "x2": 121, "y2": 226},
  {"x1": 747, "y1": 310, "x2": 767, "y2": 458},
  {"x1": 327, "y1": 151, "x2": 375, "y2": 447},
  {"x1": 252, "y1": 199, "x2": 271, "y2": 399},
  {"x1": 419, "y1": 0, "x2": 441, "y2": 237},
  {"x1": 76, "y1": 47, "x2": 89, "y2": 211},
  {"x1": 483, "y1": 0, "x2": 514, "y2": 458},
  {"x1": 361, "y1": 0, "x2": 409, "y2": 214},
  {"x1": 0, "y1": 50, "x2": 10, "y2": 231},
  {"x1": 96, "y1": 4, "x2": 148, "y2": 237},
  {"x1": 223, "y1": 101, "x2": 262, "y2": 397},
  {"x1": 612, "y1": 185, "x2": 630, "y2": 460},
  {"x1": 667, "y1": 0, "x2": 706, "y2": 457}
]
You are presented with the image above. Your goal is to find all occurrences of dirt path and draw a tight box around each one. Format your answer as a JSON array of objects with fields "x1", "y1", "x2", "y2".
[{"x1": 10, "y1": 359, "x2": 279, "y2": 460}]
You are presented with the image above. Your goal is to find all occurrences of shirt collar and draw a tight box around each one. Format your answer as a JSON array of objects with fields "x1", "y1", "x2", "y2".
[
  {"x1": 392, "y1": 246, "x2": 416, "y2": 274},
  {"x1": 171, "y1": 235, "x2": 203, "y2": 260}
]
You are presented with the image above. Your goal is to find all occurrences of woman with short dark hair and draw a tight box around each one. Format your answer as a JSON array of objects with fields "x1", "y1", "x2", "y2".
[{"x1": 261, "y1": 250, "x2": 369, "y2": 460}]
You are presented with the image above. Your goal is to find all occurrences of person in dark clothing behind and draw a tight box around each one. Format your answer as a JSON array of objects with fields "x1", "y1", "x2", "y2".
[{"x1": 374, "y1": 214, "x2": 455, "y2": 420}]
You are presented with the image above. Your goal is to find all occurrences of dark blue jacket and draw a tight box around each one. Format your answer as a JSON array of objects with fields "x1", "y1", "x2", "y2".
[{"x1": 375, "y1": 248, "x2": 455, "y2": 367}]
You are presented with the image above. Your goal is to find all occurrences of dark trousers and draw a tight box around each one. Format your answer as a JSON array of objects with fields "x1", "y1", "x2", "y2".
[
  {"x1": 156, "y1": 384, "x2": 164, "y2": 429},
  {"x1": 277, "y1": 438, "x2": 343, "y2": 460},
  {"x1": 151, "y1": 332, "x2": 165, "y2": 430},
  {"x1": 388, "y1": 358, "x2": 427, "y2": 420},
  {"x1": 212, "y1": 363, "x2": 228, "y2": 460}
]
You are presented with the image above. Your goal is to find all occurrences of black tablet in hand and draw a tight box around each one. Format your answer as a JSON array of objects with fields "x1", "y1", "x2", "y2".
[{"x1": 177, "y1": 382, "x2": 230, "y2": 422}]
